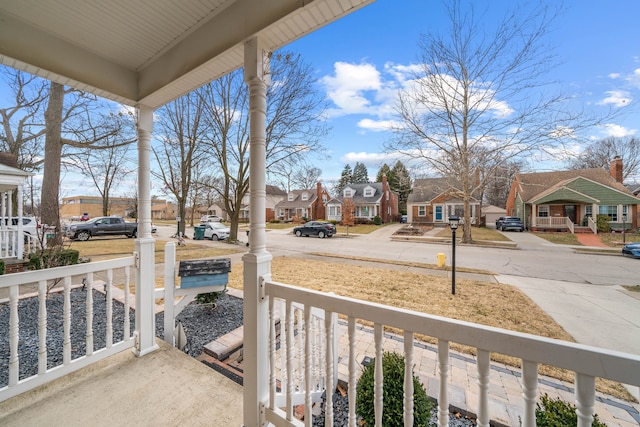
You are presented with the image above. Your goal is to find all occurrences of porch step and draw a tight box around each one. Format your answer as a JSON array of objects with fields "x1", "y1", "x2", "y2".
[{"x1": 574, "y1": 227, "x2": 595, "y2": 234}]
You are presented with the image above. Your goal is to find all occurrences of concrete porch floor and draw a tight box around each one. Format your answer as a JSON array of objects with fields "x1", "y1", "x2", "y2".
[{"x1": 0, "y1": 339, "x2": 243, "y2": 427}]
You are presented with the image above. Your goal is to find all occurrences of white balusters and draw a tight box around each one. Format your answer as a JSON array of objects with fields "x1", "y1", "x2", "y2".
[
  {"x1": 9, "y1": 285, "x2": 19, "y2": 387},
  {"x1": 124, "y1": 266, "x2": 131, "y2": 340},
  {"x1": 477, "y1": 350, "x2": 490, "y2": 427},
  {"x1": 374, "y1": 323, "x2": 383, "y2": 427},
  {"x1": 269, "y1": 296, "x2": 276, "y2": 409},
  {"x1": 37, "y1": 280, "x2": 47, "y2": 374},
  {"x1": 404, "y1": 331, "x2": 414, "y2": 427},
  {"x1": 286, "y1": 300, "x2": 294, "y2": 421},
  {"x1": 576, "y1": 373, "x2": 596, "y2": 427},
  {"x1": 438, "y1": 340, "x2": 450, "y2": 427},
  {"x1": 324, "y1": 309, "x2": 335, "y2": 426},
  {"x1": 304, "y1": 305, "x2": 312, "y2": 426},
  {"x1": 521, "y1": 360, "x2": 538, "y2": 427},
  {"x1": 348, "y1": 317, "x2": 357, "y2": 427},
  {"x1": 63, "y1": 277, "x2": 72, "y2": 365},
  {"x1": 106, "y1": 269, "x2": 113, "y2": 348},
  {"x1": 86, "y1": 272, "x2": 94, "y2": 356}
]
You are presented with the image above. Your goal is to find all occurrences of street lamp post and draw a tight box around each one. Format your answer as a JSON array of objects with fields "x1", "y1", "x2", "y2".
[
  {"x1": 622, "y1": 214, "x2": 627, "y2": 244},
  {"x1": 449, "y1": 215, "x2": 460, "y2": 295}
]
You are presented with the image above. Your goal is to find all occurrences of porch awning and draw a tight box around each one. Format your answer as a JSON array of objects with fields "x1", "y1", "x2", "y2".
[{"x1": 530, "y1": 186, "x2": 599, "y2": 205}]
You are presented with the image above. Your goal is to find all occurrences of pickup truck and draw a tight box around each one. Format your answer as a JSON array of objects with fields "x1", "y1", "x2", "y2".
[{"x1": 65, "y1": 216, "x2": 138, "y2": 241}]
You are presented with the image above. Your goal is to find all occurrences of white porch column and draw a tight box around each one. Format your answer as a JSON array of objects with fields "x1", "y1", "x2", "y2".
[
  {"x1": 243, "y1": 36, "x2": 272, "y2": 427},
  {"x1": 133, "y1": 105, "x2": 158, "y2": 357},
  {"x1": 16, "y1": 185, "x2": 24, "y2": 258},
  {"x1": 531, "y1": 204, "x2": 537, "y2": 228}
]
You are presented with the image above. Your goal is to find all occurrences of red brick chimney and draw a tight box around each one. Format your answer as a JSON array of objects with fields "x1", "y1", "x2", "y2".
[
  {"x1": 610, "y1": 156, "x2": 623, "y2": 183},
  {"x1": 0, "y1": 152, "x2": 19, "y2": 168}
]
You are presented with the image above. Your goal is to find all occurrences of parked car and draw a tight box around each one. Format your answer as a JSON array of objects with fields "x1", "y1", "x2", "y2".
[
  {"x1": 495, "y1": 216, "x2": 515, "y2": 229},
  {"x1": 65, "y1": 216, "x2": 137, "y2": 241},
  {"x1": 80, "y1": 212, "x2": 90, "y2": 221},
  {"x1": 293, "y1": 221, "x2": 336, "y2": 238},
  {"x1": 400, "y1": 215, "x2": 407, "y2": 224},
  {"x1": 151, "y1": 223, "x2": 157, "y2": 233},
  {"x1": 499, "y1": 217, "x2": 524, "y2": 232},
  {"x1": 203, "y1": 222, "x2": 230, "y2": 241},
  {"x1": 201, "y1": 215, "x2": 222, "y2": 223},
  {"x1": 621, "y1": 242, "x2": 640, "y2": 258}
]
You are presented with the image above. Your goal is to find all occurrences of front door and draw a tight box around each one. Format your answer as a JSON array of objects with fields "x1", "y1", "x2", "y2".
[
  {"x1": 435, "y1": 205, "x2": 443, "y2": 222},
  {"x1": 564, "y1": 205, "x2": 577, "y2": 223}
]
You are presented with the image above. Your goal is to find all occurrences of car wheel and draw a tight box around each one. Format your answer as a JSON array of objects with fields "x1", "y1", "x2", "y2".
[
  {"x1": 212, "y1": 234, "x2": 218, "y2": 240},
  {"x1": 77, "y1": 231, "x2": 90, "y2": 241},
  {"x1": 520, "y1": 228, "x2": 524, "y2": 232},
  {"x1": 295, "y1": 230, "x2": 302, "y2": 237},
  {"x1": 318, "y1": 231, "x2": 326, "y2": 238}
]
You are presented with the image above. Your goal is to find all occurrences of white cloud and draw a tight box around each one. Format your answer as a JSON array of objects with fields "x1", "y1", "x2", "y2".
[
  {"x1": 608, "y1": 73, "x2": 621, "y2": 79},
  {"x1": 357, "y1": 118, "x2": 402, "y2": 132},
  {"x1": 601, "y1": 123, "x2": 636, "y2": 137},
  {"x1": 626, "y1": 68, "x2": 640, "y2": 88},
  {"x1": 320, "y1": 62, "x2": 383, "y2": 117},
  {"x1": 598, "y1": 90, "x2": 632, "y2": 107}
]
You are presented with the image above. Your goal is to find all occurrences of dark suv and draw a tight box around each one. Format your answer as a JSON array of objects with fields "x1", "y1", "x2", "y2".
[
  {"x1": 293, "y1": 221, "x2": 336, "y2": 238},
  {"x1": 498, "y1": 217, "x2": 524, "y2": 232}
]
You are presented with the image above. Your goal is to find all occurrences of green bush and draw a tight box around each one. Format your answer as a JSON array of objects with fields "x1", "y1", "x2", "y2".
[
  {"x1": 28, "y1": 249, "x2": 80, "y2": 270},
  {"x1": 0, "y1": 259, "x2": 5, "y2": 275},
  {"x1": 535, "y1": 394, "x2": 607, "y2": 427},
  {"x1": 356, "y1": 352, "x2": 433, "y2": 426},
  {"x1": 195, "y1": 290, "x2": 228, "y2": 307},
  {"x1": 373, "y1": 215, "x2": 382, "y2": 225},
  {"x1": 596, "y1": 214, "x2": 611, "y2": 233}
]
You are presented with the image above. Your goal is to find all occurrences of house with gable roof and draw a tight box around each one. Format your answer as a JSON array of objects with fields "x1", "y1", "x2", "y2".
[
  {"x1": 326, "y1": 176, "x2": 399, "y2": 223},
  {"x1": 274, "y1": 182, "x2": 328, "y2": 221},
  {"x1": 406, "y1": 177, "x2": 481, "y2": 225},
  {"x1": 505, "y1": 157, "x2": 640, "y2": 233}
]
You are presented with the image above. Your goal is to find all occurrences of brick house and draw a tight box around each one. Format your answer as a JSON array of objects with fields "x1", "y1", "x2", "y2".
[
  {"x1": 274, "y1": 182, "x2": 328, "y2": 221},
  {"x1": 505, "y1": 157, "x2": 640, "y2": 232},
  {"x1": 326, "y1": 176, "x2": 399, "y2": 223},
  {"x1": 406, "y1": 177, "x2": 481, "y2": 225}
]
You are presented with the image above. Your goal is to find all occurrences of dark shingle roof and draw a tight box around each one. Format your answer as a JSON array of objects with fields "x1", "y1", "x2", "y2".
[{"x1": 407, "y1": 177, "x2": 478, "y2": 203}]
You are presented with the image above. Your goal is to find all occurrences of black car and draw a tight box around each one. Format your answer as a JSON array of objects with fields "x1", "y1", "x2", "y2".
[
  {"x1": 495, "y1": 216, "x2": 515, "y2": 229},
  {"x1": 293, "y1": 221, "x2": 336, "y2": 238},
  {"x1": 499, "y1": 217, "x2": 524, "y2": 232}
]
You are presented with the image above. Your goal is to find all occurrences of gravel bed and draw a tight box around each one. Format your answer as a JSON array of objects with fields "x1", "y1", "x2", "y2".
[
  {"x1": 313, "y1": 392, "x2": 477, "y2": 426},
  {"x1": 0, "y1": 288, "x2": 243, "y2": 387}
]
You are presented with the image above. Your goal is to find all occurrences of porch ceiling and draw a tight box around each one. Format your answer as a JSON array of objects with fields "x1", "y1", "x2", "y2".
[{"x1": 0, "y1": 0, "x2": 374, "y2": 109}]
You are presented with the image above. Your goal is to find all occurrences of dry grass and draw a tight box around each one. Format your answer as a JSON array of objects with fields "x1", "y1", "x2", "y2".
[
  {"x1": 227, "y1": 256, "x2": 631, "y2": 400},
  {"x1": 597, "y1": 232, "x2": 640, "y2": 247}
]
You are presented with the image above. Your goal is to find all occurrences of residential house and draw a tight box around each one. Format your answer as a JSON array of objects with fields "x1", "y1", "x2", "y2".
[
  {"x1": 2, "y1": 3, "x2": 639, "y2": 427},
  {"x1": 326, "y1": 176, "x2": 399, "y2": 223},
  {"x1": 0, "y1": 152, "x2": 33, "y2": 260},
  {"x1": 150, "y1": 200, "x2": 177, "y2": 220},
  {"x1": 406, "y1": 177, "x2": 481, "y2": 225},
  {"x1": 505, "y1": 157, "x2": 640, "y2": 232},
  {"x1": 274, "y1": 182, "x2": 328, "y2": 221},
  {"x1": 239, "y1": 185, "x2": 288, "y2": 222}
]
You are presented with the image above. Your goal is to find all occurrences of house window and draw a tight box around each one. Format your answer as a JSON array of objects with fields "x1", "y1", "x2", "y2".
[
  {"x1": 288, "y1": 193, "x2": 294, "y2": 201},
  {"x1": 301, "y1": 192, "x2": 308, "y2": 201},
  {"x1": 622, "y1": 205, "x2": 628, "y2": 220},
  {"x1": 364, "y1": 187, "x2": 374, "y2": 197},
  {"x1": 418, "y1": 206, "x2": 426, "y2": 217},
  {"x1": 344, "y1": 189, "x2": 353, "y2": 198},
  {"x1": 329, "y1": 206, "x2": 341, "y2": 216},
  {"x1": 598, "y1": 205, "x2": 618, "y2": 222},
  {"x1": 538, "y1": 206, "x2": 549, "y2": 217},
  {"x1": 585, "y1": 205, "x2": 592, "y2": 218}
]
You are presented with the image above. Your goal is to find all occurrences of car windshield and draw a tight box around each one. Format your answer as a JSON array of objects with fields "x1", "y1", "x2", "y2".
[{"x1": 208, "y1": 223, "x2": 227, "y2": 229}]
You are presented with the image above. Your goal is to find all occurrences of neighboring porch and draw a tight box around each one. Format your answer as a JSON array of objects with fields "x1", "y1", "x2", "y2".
[{"x1": 528, "y1": 203, "x2": 635, "y2": 234}]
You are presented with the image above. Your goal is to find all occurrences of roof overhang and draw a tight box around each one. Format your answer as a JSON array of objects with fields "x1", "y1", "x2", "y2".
[{"x1": 0, "y1": 0, "x2": 375, "y2": 109}]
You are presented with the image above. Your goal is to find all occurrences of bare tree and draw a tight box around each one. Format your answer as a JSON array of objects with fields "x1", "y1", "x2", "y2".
[
  {"x1": 71, "y1": 129, "x2": 136, "y2": 216},
  {"x1": 154, "y1": 91, "x2": 208, "y2": 236},
  {"x1": 386, "y1": 1, "x2": 599, "y2": 243},
  {"x1": 198, "y1": 51, "x2": 329, "y2": 241},
  {"x1": 568, "y1": 136, "x2": 640, "y2": 182}
]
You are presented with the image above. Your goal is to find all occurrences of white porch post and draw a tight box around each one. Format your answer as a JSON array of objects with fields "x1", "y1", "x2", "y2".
[
  {"x1": 16, "y1": 185, "x2": 24, "y2": 258},
  {"x1": 243, "y1": 36, "x2": 272, "y2": 427},
  {"x1": 531, "y1": 204, "x2": 537, "y2": 228},
  {"x1": 133, "y1": 104, "x2": 159, "y2": 357}
]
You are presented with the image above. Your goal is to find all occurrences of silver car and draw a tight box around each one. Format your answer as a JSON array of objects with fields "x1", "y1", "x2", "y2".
[{"x1": 204, "y1": 222, "x2": 230, "y2": 241}]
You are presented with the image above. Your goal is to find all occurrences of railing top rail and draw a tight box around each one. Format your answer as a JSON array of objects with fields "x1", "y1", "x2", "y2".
[
  {"x1": 0, "y1": 255, "x2": 137, "y2": 288},
  {"x1": 265, "y1": 279, "x2": 640, "y2": 386}
]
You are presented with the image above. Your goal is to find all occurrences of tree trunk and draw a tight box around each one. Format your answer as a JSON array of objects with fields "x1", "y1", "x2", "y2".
[{"x1": 41, "y1": 82, "x2": 64, "y2": 242}]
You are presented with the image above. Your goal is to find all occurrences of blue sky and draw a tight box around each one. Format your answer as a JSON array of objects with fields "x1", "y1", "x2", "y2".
[{"x1": 286, "y1": 0, "x2": 640, "y2": 183}]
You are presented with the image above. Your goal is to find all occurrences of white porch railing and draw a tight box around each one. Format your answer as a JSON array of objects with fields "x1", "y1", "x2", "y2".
[
  {"x1": 263, "y1": 279, "x2": 640, "y2": 427},
  {"x1": 535, "y1": 216, "x2": 575, "y2": 233},
  {"x1": 0, "y1": 256, "x2": 137, "y2": 402},
  {"x1": 588, "y1": 216, "x2": 598, "y2": 234},
  {"x1": 566, "y1": 217, "x2": 575, "y2": 234},
  {"x1": 0, "y1": 229, "x2": 43, "y2": 259}
]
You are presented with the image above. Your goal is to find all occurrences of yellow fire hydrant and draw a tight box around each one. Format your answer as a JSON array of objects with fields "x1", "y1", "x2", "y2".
[{"x1": 437, "y1": 252, "x2": 446, "y2": 268}]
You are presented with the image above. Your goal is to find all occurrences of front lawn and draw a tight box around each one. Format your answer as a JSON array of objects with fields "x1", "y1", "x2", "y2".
[
  {"x1": 597, "y1": 231, "x2": 640, "y2": 247},
  {"x1": 532, "y1": 232, "x2": 581, "y2": 245},
  {"x1": 435, "y1": 226, "x2": 510, "y2": 242}
]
